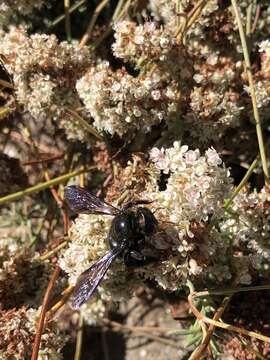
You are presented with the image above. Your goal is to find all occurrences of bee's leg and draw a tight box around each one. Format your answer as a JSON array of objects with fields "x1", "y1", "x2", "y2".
[
  {"x1": 130, "y1": 250, "x2": 146, "y2": 261},
  {"x1": 124, "y1": 251, "x2": 147, "y2": 267}
]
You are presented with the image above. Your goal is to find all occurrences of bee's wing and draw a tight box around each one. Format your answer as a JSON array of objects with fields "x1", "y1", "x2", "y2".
[
  {"x1": 72, "y1": 248, "x2": 121, "y2": 309},
  {"x1": 64, "y1": 186, "x2": 119, "y2": 216}
]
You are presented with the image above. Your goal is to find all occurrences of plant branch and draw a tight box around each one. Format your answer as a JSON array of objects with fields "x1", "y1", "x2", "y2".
[
  {"x1": 49, "y1": 0, "x2": 86, "y2": 28},
  {"x1": 31, "y1": 266, "x2": 61, "y2": 360},
  {"x1": 231, "y1": 0, "x2": 269, "y2": 181},
  {"x1": 188, "y1": 290, "x2": 270, "y2": 344},
  {"x1": 224, "y1": 155, "x2": 258, "y2": 209},
  {"x1": 0, "y1": 166, "x2": 96, "y2": 205},
  {"x1": 79, "y1": 0, "x2": 109, "y2": 47},
  {"x1": 64, "y1": 0, "x2": 72, "y2": 42},
  {"x1": 190, "y1": 296, "x2": 232, "y2": 360},
  {"x1": 74, "y1": 312, "x2": 84, "y2": 360},
  {"x1": 66, "y1": 108, "x2": 103, "y2": 140}
]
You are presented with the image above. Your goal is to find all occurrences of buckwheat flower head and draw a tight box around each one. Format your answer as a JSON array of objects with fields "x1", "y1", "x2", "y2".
[
  {"x1": 0, "y1": 27, "x2": 93, "y2": 142},
  {"x1": 259, "y1": 39, "x2": 270, "y2": 57},
  {"x1": 189, "y1": 86, "x2": 243, "y2": 126},
  {"x1": 221, "y1": 186, "x2": 270, "y2": 279},
  {"x1": 149, "y1": 0, "x2": 219, "y2": 34},
  {"x1": 112, "y1": 20, "x2": 175, "y2": 66},
  {"x1": 142, "y1": 143, "x2": 234, "y2": 289},
  {"x1": 245, "y1": 40, "x2": 270, "y2": 118},
  {"x1": 245, "y1": 81, "x2": 270, "y2": 110},
  {"x1": 183, "y1": 53, "x2": 244, "y2": 144},
  {"x1": 112, "y1": 20, "x2": 193, "y2": 82},
  {"x1": 148, "y1": 142, "x2": 232, "y2": 229},
  {"x1": 60, "y1": 144, "x2": 234, "y2": 309},
  {"x1": 80, "y1": 296, "x2": 107, "y2": 325},
  {"x1": 59, "y1": 214, "x2": 111, "y2": 285},
  {"x1": 0, "y1": 307, "x2": 67, "y2": 360},
  {"x1": 0, "y1": 239, "x2": 64, "y2": 310},
  {"x1": 0, "y1": 0, "x2": 45, "y2": 25},
  {"x1": 59, "y1": 212, "x2": 141, "y2": 320},
  {"x1": 76, "y1": 61, "x2": 179, "y2": 136}
]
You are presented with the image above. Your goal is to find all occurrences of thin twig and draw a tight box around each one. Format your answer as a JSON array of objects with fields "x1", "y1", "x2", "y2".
[
  {"x1": 38, "y1": 239, "x2": 69, "y2": 261},
  {"x1": 194, "y1": 284, "x2": 270, "y2": 298},
  {"x1": 103, "y1": 319, "x2": 180, "y2": 348},
  {"x1": 112, "y1": 0, "x2": 126, "y2": 21},
  {"x1": 44, "y1": 170, "x2": 63, "y2": 208},
  {"x1": 224, "y1": 155, "x2": 258, "y2": 209},
  {"x1": 31, "y1": 266, "x2": 61, "y2": 360},
  {"x1": 64, "y1": 0, "x2": 72, "y2": 42},
  {"x1": 49, "y1": 0, "x2": 86, "y2": 28},
  {"x1": 0, "y1": 106, "x2": 12, "y2": 119},
  {"x1": 66, "y1": 108, "x2": 103, "y2": 140},
  {"x1": 101, "y1": 328, "x2": 110, "y2": 360},
  {"x1": 175, "y1": 0, "x2": 207, "y2": 42},
  {"x1": 246, "y1": 0, "x2": 256, "y2": 36},
  {"x1": 79, "y1": 0, "x2": 109, "y2": 47},
  {"x1": 102, "y1": 319, "x2": 198, "y2": 335},
  {"x1": 92, "y1": 0, "x2": 133, "y2": 50},
  {"x1": 74, "y1": 312, "x2": 84, "y2": 360},
  {"x1": 190, "y1": 296, "x2": 232, "y2": 360},
  {"x1": 231, "y1": 0, "x2": 269, "y2": 181},
  {"x1": 47, "y1": 284, "x2": 74, "y2": 319},
  {"x1": 22, "y1": 153, "x2": 64, "y2": 166},
  {"x1": 0, "y1": 165, "x2": 96, "y2": 205},
  {"x1": 43, "y1": 169, "x2": 69, "y2": 234},
  {"x1": 0, "y1": 79, "x2": 14, "y2": 89},
  {"x1": 188, "y1": 292, "x2": 270, "y2": 344},
  {"x1": 251, "y1": 4, "x2": 261, "y2": 34}
]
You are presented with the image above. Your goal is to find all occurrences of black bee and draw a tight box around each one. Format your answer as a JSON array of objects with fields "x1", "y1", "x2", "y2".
[{"x1": 64, "y1": 186, "x2": 158, "y2": 309}]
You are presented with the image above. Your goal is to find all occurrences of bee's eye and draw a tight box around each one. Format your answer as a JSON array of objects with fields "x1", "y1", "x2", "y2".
[{"x1": 114, "y1": 216, "x2": 132, "y2": 235}]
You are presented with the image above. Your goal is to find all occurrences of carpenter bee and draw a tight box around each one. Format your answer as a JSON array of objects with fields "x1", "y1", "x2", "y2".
[{"x1": 64, "y1": 186, "x2": 158, "y2": 309}]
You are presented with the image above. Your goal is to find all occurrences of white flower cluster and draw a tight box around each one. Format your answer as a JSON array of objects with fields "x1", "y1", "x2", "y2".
[
  {"x1": 76, "y1": 61, "x2": 179, "y2": 136},
  {"x1": 59, "y1": 214, "x2": 111, "y2": 285},
  {"x1": 183, "y1": 51, "x2": 244, "y2": 143},
  {"x1": 148, "y1": 0, "x2": 176, "y2": 28},
  {"x1": 246, "y1": 40, "x2": 270, "y2": 116},
  {"x1": 112, "y1": 20, "x2": 176, "y2": 66},
  {"x1": 60, "y1": 144, "x2": 234, "y2": 319},
  {"x1": 221, "y1": 186, "x2": 270, "y2": 278},
  {"x1": 148, "y1": 143, "x2": 232, "y2": 225},
  {"x1": 0, "y1": 237, "x2": 64, "y2": 310},
  {"x1": 75, "y1": 19, "x2": 194, "y2": 137},
  {"x1": 149, "y1": 0, "x2": 219, "y2": 34},
  {"x1": 185, "y1": 85, "x2": 243, "y2": 143},
  {"x1": 0, "y1": 307, "x2": 67, "y2": 360},
  {"x1": 259, "y1": 39, "x2": 270, "y2": 58},
  {"x1": 59, "y1": 213, "x2": 139, "y2": 297},
  {"x1": 146, "y1": 2, "x2": 243, "y2": 144},
  {"x1": 143, "y1": 143, "x2": 234, "y2": 289},
  {"x1": 0, "y1": 0, "x2": 45, "y2": 25},
  {"x1": 0, "y1": 27, "x2": 93, "y2": 141}
]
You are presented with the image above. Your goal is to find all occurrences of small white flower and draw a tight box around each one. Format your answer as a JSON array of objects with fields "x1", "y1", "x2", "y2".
[
  {"x1": 205, "y1": 147, "x2": 222, "y2": 166},
  {"x1": 259, "y1": 40, "x2": 270, "y2": 57}
]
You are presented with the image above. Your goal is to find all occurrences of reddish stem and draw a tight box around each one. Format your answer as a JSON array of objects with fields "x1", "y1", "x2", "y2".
[{"x1": 31, "y1": 265, "x2": 61, "y2": 360}]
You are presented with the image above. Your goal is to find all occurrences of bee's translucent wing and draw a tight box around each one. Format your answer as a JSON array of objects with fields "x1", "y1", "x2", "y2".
[
  {"x1": 64, "y1": 186, "x2": 119, "y2": 216},
  {"x1": 72, "y1": 248, "x2": 121, "y2": 309}
]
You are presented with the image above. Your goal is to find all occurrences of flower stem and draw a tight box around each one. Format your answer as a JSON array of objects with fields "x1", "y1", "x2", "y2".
[
  {"x1": 64, "y1": 0, "x2": 72, "y2": 43},
  {"x1": 0, "y1": 166, "x2": 96, "y2": 205},
  {"x1": 31, "y1": 266, "x2": 61, "y2": 360},
  {"x1": 224, "y1": 155, "x2": 258, "y2": 209},
  {"x1": 231, "y1": 0, "x2": 269, "y2": 181}
]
